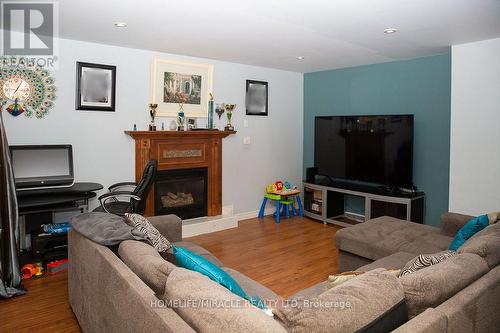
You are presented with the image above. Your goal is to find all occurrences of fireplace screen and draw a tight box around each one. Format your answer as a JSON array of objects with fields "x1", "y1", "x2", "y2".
[{"x1": 154, "y1": 167, "x2": 208, "y2": 219}]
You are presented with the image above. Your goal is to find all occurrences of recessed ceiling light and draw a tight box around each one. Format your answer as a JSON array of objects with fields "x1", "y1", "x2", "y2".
[
  {"x1": 296, "y1": 56, "x2": 305, "y2": 60},
  {"x1": 383, "y1": 28, "x2": 397, "y2": 34},
  {"x1": 114, "y1": 22, "x2": 127, "y2": 28}
]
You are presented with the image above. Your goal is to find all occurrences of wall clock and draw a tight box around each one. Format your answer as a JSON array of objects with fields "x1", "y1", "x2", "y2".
[{"x1": 0, "y1": 57, "x2": 57, "y2": 118}]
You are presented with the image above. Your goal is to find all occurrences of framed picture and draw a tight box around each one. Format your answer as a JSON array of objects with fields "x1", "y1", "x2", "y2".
[
  {"x1": 187, "y1": 117, "x2": 197, "y2": 130},
  {"x1": 76, "y1": 62, "x2": 116, "y2": 111},
  {"x1": 151, "y1": 58, "x2": 213, "y2": 117},
  {"x1": 246, "y1": 80, "x2": 268, "y2": 116}
]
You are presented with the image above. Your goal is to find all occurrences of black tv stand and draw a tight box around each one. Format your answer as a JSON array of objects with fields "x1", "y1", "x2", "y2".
[
  {"x1": 317, "y1": 176, "x2": 420, "y2": 199},
  {"x1": 303, "y1": 180, "x2": 425, "y2": 227}
]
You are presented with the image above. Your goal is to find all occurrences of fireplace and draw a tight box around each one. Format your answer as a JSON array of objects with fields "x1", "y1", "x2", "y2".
[
  {"x1": 155, "y1": 168, "x2": 208, "y2": 219},
  {"x1": 125, "y1": 130, "x2": 235, "y2": 217}
]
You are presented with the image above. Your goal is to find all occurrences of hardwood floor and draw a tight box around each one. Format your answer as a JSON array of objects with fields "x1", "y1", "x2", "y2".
[
  {"x1": 0, "y1": 270, "x2": 79, "y2": 333},
  {"x1": 188, "y1": 216, "x2": 341, "y2": 298},
  {"x1": 0, "y1": 216, "x2": 341, "y2": 332}
]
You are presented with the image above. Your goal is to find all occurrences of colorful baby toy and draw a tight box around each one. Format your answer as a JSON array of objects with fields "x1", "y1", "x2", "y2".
[
  {"x1": 259, "y1": 180, "x2": 303, "y2": 223},
  {"x1": 21, "y1": 262, "x2": 44, "y2": 279}
]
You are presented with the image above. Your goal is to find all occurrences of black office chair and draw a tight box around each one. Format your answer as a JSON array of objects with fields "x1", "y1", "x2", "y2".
[{"x1": 94, "y1": 160, "x2": 157, "y2": 216}]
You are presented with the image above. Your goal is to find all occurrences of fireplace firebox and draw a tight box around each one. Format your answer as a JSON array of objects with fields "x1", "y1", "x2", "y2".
[{"x1": 154, "y1": 167, "x2": 208, "y2": 219}]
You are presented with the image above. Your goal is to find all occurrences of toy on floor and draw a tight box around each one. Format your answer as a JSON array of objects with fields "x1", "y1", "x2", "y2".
[
  {"x1": 259, "y1": 180, "x2": 303, "y2": 223},
  {"x1": 47, "y1": 259, "x2": 69, "y2": 275},
  {"x1": 21, "y1": 262, "x2": 44, "y2": 279}
]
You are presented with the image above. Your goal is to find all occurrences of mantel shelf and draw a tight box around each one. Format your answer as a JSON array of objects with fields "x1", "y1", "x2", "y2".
[{"x1": 125, "y1": 130, "x2": 236, "y2": 139}]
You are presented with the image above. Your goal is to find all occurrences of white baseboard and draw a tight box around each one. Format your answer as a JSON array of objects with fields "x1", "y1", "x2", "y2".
[
  {"x1": 182, "y1": 207, "x2": 275, "y2": 237},
  {"x1": 236, "y1": 207, "x2": 275, "y2": 221},
  {"x1": 183, "y1": 214, "x2": 238, "y2": 238},
  {"x1": 222, "y1": 205, "x2": 234, "y2": 216}
]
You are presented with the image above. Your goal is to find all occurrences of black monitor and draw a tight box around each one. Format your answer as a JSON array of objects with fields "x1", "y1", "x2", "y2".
[{"x1": 10, "y1": 144, "x2": 74, "y2": 190}]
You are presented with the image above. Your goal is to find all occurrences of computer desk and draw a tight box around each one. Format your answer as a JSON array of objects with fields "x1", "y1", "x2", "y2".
[{"x1": 16, "y1": 182, "x2": 103, "y2": 264}]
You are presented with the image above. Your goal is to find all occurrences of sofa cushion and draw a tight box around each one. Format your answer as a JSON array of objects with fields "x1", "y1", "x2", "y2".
[
  {"x1": 399, "y1": 253, "x2": 489, "y2": 317},
  {"x1": 146, "y1": 214, "x2": 182, "y2": 242},
  {"x1": 334, "y1": 216, "x2": 453, "y2": 261},
  {"x1": 274, "y1": 268, "x2": 406, "y2": 333},
  {"x1": 357, "y1": 252, "x2": 416, "y2": 271},
  {"x1": 399, "y1": 250, "x2": 457, "y2": 277},
  {"x1": 118, "y1": 240, "x2": 176, "y2": 295},
  {"x1": 125, "y1": 213, "x2": 172, "y2": 253},
  {"x1": 435, "y1": 265, "x2": 500, "y2": 333},
  {"x1": 449, "y1": 214, "x2": 489, "y2": 251},
  {"x1": 327, "y1": 270, "x2": 402, "y2": 290},
  {"x1": 440, "y1": 212, "x2": 475, "y2": 237},
  {"x1": 288, "y1": 281, "x2": 329, "y2": 300},
  {"x1": 163, "y1": 267, "x2": 287, "y2": 333},
  {"x1": 222, "y1": 267, "x2": 281, "y2": 304},
  {"x1": 392, "y1": 308, "x2": 448, "y2": 333},
  {"x1": 292, "y1": 252, "x2": 417, "y2": 300},
  {"x1": 457, "y1": 222, "x2": 500, "y2": 268},
  {"x1": 172, "y1": 245, "x2": 264, "y2": 309},
  {"x1": 173, "y1": 241, "x2": 223, "y2": 267}
]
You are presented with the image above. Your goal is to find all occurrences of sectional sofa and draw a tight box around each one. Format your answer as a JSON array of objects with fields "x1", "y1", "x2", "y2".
[
  {"x1": 68, "y1": 213, "x2": 499, "y2": 332},
  {"x1": 335, "y1": 213, "x2": 500, "y2": 332}
]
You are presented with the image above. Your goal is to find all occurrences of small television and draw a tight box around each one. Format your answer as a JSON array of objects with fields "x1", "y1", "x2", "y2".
[
  {"x1": 314, "y1": 115, "x2": 413, "y2": 187},
  {"x1": 10, "y1": 145, "x2": 74, "y2": 190}
]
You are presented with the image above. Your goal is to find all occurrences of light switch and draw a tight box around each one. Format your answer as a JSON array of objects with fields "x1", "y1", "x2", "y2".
[
  {"x1": 243, "y1": 120, "x2": 249, "y2": 128},
  {"x1": 243, "y1": 136, "x2": 251, "y2": 145}
]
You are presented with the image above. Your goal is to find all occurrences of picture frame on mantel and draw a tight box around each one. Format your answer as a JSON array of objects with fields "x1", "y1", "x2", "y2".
[
  {"x1": 151, "y1": 58, "x2": 213, "y2": 118},
  {"x1": 76, "y1": 62, "x2": 116, "y2": 111}
]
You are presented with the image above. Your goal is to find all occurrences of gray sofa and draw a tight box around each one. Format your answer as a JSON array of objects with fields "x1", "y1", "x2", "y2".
[
  {"x1": 335, "y1": 213, "x2": 472, "y2": 272},
  {"x1": 68, "y1": 213, "x2": 499, "y2": 332},
  {"x1": 335, "y1": 212, "x2": 500, "y2": 332}
]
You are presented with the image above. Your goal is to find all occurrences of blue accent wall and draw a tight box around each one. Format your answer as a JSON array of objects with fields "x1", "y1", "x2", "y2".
[{"x1": 303, "y1": 54, "x2": 451, "y2": 226}]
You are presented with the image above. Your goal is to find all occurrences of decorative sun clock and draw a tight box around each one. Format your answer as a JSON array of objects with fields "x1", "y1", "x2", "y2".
[{"x1": 0, "y1": 58, "x2": 57, "y2": 118}]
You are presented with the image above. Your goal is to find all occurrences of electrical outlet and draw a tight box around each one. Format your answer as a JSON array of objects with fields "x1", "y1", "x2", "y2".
[
  {"x1": 243, "y1": 120, "x2": 249, "y2": 128},
  {"x1": 243, "y1": 136, "x2": 251, "y2": 145}
]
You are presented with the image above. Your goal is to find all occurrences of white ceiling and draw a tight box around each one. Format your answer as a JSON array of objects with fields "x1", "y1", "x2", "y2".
[{"x1": 58, "y1": 0, "x2": 500, "y2": 73}]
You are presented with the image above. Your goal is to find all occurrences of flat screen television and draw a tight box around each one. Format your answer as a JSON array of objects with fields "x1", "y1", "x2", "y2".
[
  {"x1": 10, "y1": 144, "x2": 74, "y2": 190},
  {"x1": 314, "y1": 115, "x2": 413, "y2": 187}
]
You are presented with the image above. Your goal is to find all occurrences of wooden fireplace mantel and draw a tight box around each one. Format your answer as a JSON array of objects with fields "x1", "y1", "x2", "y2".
[
  {"x1": 125, "y1": 130, "x2": 236, "y2": 217},
  {"x1": 125, "y1": 130, "x2": 236, "y2": 139}
]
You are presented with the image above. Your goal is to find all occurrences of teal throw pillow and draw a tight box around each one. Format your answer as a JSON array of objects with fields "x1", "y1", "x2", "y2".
[
  {"x1": 449, "y1": 214, "x2": 489, "y2": 251},
  {"x1": 172, "y1": 245, "x2": 266, "y2": 309}
]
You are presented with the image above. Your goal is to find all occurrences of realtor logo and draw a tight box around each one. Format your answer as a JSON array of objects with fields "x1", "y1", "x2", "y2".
[{"x1": 1, "y1": 1, "x2": 58, "y2": 57}]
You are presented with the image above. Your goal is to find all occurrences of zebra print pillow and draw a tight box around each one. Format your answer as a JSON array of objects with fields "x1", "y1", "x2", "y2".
[
  {"x1": 398, "y1": 250, "x2": 456, "y2": 277},
  {"x1": 124, "y1": 213, "x2": 172, "y2": 254}
]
